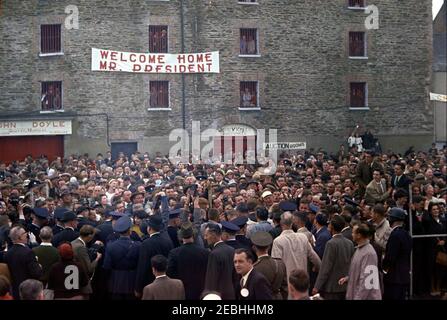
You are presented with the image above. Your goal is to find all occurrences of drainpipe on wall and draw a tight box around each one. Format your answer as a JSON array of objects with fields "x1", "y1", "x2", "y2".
[{"x1": 180, "y1": 0, "x2": 186, "y2": 131}]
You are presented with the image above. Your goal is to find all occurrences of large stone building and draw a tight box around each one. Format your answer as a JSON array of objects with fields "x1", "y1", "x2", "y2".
[{"x1": 0, "y1": 0, "x2": 434, "y2": 162}]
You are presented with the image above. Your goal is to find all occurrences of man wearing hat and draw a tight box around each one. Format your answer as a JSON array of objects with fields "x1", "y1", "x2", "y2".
[
  {"x1": 382, "y1": 207, "x2": 412, "y2": 300},
  {"x1": 52, "y1": 207, "x2": 68, "y2": 235},
  {"x1": 59, "y1": 189, "x2": 74, "y2": 211},
  {"x1": 166, "y1": 222, "x2": 210, "y2": 300},
  {"x1": 106, "y1": 212, "x2": 141, "y2": 243},
  {"x1": 251, "y1": 232, "x2": 288, "y2": 300},
  {"x1": 355, "y1": 150, "x2": 384, "y2": 196},
  {"x1": 167, "y1": 208, "x2": 182, "y2": 248},
  {"x1": 72, "y1": 225, "x2": 102, "y2": 299},
  {"x1": 221, "y1": 221, "x2": 244, "y2": 250},
  {"x1": 52, "y1": 211, "x2": 79, "y2": 248},
  {"x1": 103, "y1": 216, "x2": 141, "y2": 300},
  {"x1": 28, "y1": 207, "x2": 49, "y2": 245},
  {"x1": 135, "y1": 214, "x2": 173, "y2": 298},
  {"x1": 76, "y1": 206, "x2": 96, "y2": 231},
  {"x1": 231, "y1": 216, "x2": 253, "y2": 251}
]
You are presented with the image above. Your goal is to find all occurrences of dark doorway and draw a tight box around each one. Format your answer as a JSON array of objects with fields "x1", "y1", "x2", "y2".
[{"x1": 111, "y1": 142, "x2": 137, "y2": 160}]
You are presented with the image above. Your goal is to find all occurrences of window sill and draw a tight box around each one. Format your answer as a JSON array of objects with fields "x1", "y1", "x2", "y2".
[
  {"x1": 347, "y1": 7, "x2": 366, "y2": 11},
  {"x1": 39, "y1": 52, "x2": 64, "y2": 57},
  {"x1": 238, "y1": 2, "x2": 259, "y2": 5},
  {"x1": 239, "y1": 107, "x2": 261, "y2": 111},
  {"x1": 147, "y1": 108, "x2": 172, "y2": 111},
  {"x1": 349, "y1": 56, "x2": 368, "y2": 60},
  {"x1": 349, "y1": 107, "x2": 369, "y2": 111},
  {"x1": 40, "y1": 110, "x2": 64, "y2": 114},
  {"x1": 239, "y1": 54, "x2": 261, "y2": 58}
]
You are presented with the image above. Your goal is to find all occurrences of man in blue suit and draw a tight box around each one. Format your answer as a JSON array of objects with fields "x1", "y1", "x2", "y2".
[
  {"x1": 135, "y1": 214, "x2": 173, "y2": 298},
  {"x1": 382, "y1": 207, "x2": 412, "y2": 300},
  {"x1": 314, "y1": 213, "x2": 332, "y2": 259}
]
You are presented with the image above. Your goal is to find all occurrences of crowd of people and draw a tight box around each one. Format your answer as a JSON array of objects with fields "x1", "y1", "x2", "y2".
[{"x1": 0, "y1": 143, "x2": 446, "y2": 300}]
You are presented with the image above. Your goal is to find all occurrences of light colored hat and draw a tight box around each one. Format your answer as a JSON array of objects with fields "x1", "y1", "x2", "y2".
[{"x1": 261, "y1": 190, "x2": 273, "y2": 199}]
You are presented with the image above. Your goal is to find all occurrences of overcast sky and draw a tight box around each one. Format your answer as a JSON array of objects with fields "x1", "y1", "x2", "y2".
[{"x1": 433, "y1": 0, "x2": 444, "y2": 19}]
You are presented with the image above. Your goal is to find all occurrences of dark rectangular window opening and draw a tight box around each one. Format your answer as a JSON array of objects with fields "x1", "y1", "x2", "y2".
[
  {"x1": 350, "y1": 82, "x2": 367, "y2": 108},
  {"x1": 240, "y1": 29, "x2": 258, "y2": 55},
  {"x1": 41, "y1": 81, "x2": 62, "y2": 111},
  {"x1": 239, "y1": 0, "x2": 258, "y2": 3},
  {"x1": 41, "y1": 24, "x2": 62, "y2": 54},
  {"x1": 349, "y1": 32, "x2": 366, "y2": 57},
  {"x1": 150, "y1": 81, "x2": 169, "y2": 108},
  {"x1": 240, "y1": 81, "x2": 258, "y2": 108},
  {"x1": 149, "y1": 25, "x2": 168, "y2": 53},
  {"x1": 348, "y1": 0, "x2": 365, "y2": 7}
]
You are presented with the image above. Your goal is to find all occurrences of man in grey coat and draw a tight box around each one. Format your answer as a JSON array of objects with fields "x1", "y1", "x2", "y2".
[
  {"x1": 339, "y1": 223, "x2": 382, "y2": 300},
  {"x1": 312, "y1": 215, "x2": 354, "y2": 300}
]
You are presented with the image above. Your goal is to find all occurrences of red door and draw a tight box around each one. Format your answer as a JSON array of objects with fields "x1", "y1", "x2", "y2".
[{"x1": 0, "y1": 136, "x2": 64, "y2": 164}]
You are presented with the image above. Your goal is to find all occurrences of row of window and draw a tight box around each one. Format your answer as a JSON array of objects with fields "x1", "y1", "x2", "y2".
[
  {"x1": 40, "y1": 80, "x2": 368, "y2": 111},
  {"x1": 239, "y1": 0, "x2": 366, "y2": 7},
  {"x1": 41, "y1": 24, "x2": 367, "y2": 58}
]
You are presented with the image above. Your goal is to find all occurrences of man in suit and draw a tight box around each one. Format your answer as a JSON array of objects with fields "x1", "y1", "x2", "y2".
[
  {"x1": 142, "y1": 255, "x2": 185, "y2": 300},
  {"x1": 32, "y1": 226, "x2": 60, "y2": 286},
  {"x1": 382, "y1": 208, "x2": 412, "y2": 300},
  {"x1": 313, "y1": 213, "x2": 332, "y2": 259},
  {"x1": 51, "y1": 207, "x2": 67, "y2": 236},
  {"x1": 234, "y1": 248, "x2": 273, "y2": 300},
  {"x1": 341, "y1": 214, "x2": 354, "y2": 243},
  {"x1": 167, "y1": 221, "x2": 209, "y2": 300},
  {"x1": 365, "y1": 170, "x2": 392, "y2": 205},
  {"x1": 222, "y1": 221, "x2": 244, "y2": 250},
  {"x1": 71, "y1": 224, "x2": 102, "y2": 298},
  {"x1": 313, "y1": 215, "x2": 355, "y2": 300},
  {"x1": 251, "y1": 232, "x2": 288, "y2": 300},
  {"x1": 355, "y1": 150, "x2": 383, "y2": 196},
  {"x1": 167, "y1": 209, "x2": 181, "y2": 248},
  {"x1": 272, "y1": 212, "x2": 321, "y2": 279},
  {"x1": 135, "y1": 214, "x2": 173, "y2": 298},
  {"x1": 4, "y1": 226, "x2": 42, "y2": 299},
  {"x1": 103, "y1": 215, "x2": 141, "y2": 300},
  {"x1": 52, "y1": 211, "x2": 79, "y2": 248},
  {"x1": 204, "y1": 223, "x2": 236, "y2": 300},
  {"x1": 391, "y1": 162, "x2": 412, "y2": 192},
  {"x1": 231, "y1": 216, "x2": 253, "y2": 251}
]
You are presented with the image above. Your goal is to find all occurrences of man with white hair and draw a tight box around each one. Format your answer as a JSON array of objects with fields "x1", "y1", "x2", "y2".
[
  {"x1": 4, "y1": 226, "x2": 43, "y2": 299},
  {"x1": 271, "y1": 212, "x2": 321, "y2": 278}
]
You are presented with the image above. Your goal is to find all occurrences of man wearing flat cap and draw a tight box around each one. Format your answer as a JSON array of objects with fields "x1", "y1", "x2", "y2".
[
  {"x1": 103, "y1": 216, "x2": 141, "y2": 300},
  {"x1": 382, "y1": 207, "x2": 412, "y2": 300},
  {"x1": 221, "y1": 221, "x2": 243, "y2": 250},
  {"x1": 251, "y1": 232, "x2": 288, "y2": 300},
  {"x1": 167, "y1": 222, "x2": 209, "y2": 300},
  {"x1": 135, "y1": 214, "x2": 173, "y2": 298}
]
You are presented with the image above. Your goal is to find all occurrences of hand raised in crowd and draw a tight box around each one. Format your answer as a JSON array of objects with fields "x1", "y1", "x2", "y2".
[{"x1": 338, "y1": 277, "x2": 348, "y2": 286}]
